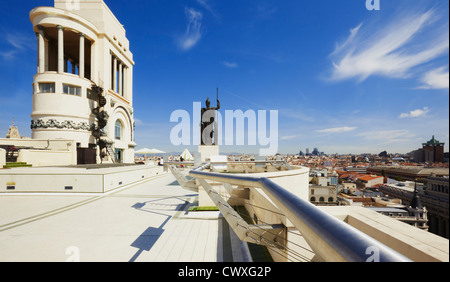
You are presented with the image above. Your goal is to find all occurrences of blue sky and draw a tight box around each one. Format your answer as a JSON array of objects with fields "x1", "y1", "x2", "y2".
[{"x1": 0, "y1": 0, "x2": 448, "y2": 155}]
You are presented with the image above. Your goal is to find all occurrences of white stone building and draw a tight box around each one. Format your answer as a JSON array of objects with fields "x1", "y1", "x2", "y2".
[{"x1": 29, "y1": 0, "x2": 136, "y2": 163}]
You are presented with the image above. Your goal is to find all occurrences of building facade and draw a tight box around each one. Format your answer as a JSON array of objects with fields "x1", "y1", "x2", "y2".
[
  {"x1": 356, "y1": 175, "x2": 384, "y2": 188},
  {"x1": 425, "y1": 176, "x2": 449, "y2": 238},
  {"x1": 422, "y1": 136, "x2": 445, "y2": 163},
  {"x1": 309, "y1": 185, "x2": 338, "y2": 205},
  {"x1": 411, "y1": 136, "x2": 445, "y2": 163},
  {"x1": 30, "y1": 0, "x2": 136, "y2": 163},
  {"x1": 379, "y1": 177, "x2": 449, "y2": 239}
]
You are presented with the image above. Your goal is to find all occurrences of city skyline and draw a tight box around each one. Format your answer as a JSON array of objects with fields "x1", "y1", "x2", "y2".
[{"x1": 0, "y1": 0, "x2": 448, "y2": 155}]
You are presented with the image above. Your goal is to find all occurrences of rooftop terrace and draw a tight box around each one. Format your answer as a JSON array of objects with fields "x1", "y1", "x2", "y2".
[
  {"x1": 0, "y1": 164, "x2": 448, "y2": 262},
  {"x1": 0, "y1": 172, "x2": 249, "y2": 262}
]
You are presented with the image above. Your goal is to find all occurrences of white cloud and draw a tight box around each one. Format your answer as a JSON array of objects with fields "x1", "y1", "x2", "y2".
[
  {"x1": 254, "y1": 3, "x2": 277, "y2": 19},
  {"x1": 0, "y1": 50, "x2": 17, "y2": 60},
  {"x1": 399, "y1": 107, "x2": 430, "y2": 118},
  {"x1": 222, "y1": 61, "x2": 238, "y2": 68},
  {"x1": 134, "y1": 118, "x2": 144, "y2": 126},
  {"x1": 330, "y1": 23, "x2": 362, "y2": 57},
  {"x1": 280, "y1": 135, "x2": 297, "y2": 140},
  {"x1": 196, "y1": 0, "x2": 220, "y2": 20},
  {"x1": 316, "y1": 126, "x2": 357, "y2": 134},
  {"x1": 329, "y1": 8, "x2": 449, "y2": 82},
  {"x1": 418, "y1": 66, "x2": 449, "y2": 90},
  {"x1": 0, "y1": 32, "x2": 35, "y2": 60},
  {"x1": 178, "y1": 8, "x2": 203, "y2": 51},
  {"x1": 357, "y1": 129, "x2": 415, "y2": 142},
  {"x1": 6, "y1": 33, "x2": 34, "y2": 50}
]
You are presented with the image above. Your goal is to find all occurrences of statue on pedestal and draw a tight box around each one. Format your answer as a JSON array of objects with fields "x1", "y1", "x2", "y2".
[{"x1": 200, "y1": 89, "x2": 220, "y2": 146}]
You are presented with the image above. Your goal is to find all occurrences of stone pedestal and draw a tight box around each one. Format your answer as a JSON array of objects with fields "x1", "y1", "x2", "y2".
[{"x1": 198, "y1": 145, "x2": 219, "y2": 162}]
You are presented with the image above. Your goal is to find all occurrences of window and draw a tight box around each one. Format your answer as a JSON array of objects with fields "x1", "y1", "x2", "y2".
[
  {"x1": 63, "y1": 84, "x2": 81, "y2": 96},
  {"x1": 310, "y1": 197, "x2": 316, "y2": 202},
  {"x1": 39, "y1": 83, "x2": 55, "y2": 93},
  {"x1": 115, "y1": 120, "x2": 123, "y2": 140}
]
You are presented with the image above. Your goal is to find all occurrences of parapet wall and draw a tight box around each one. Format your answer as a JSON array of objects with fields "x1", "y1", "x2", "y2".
[
  {"x1": 0, "y1": 165, "x2": 164, "y2": 193},
  {"x1": 320, "y1": 206, "x2": 449, "y2": 262}
]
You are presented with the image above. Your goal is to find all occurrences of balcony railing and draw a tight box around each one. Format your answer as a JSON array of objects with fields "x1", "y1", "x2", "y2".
[{"x1": 189, "y1": 163, "x2": 413, "y2": 262}]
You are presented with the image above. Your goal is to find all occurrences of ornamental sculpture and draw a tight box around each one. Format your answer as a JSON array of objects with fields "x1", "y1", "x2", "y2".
[
  {"x1": 89, "y1": 85, "x2": 113, "y2": 161},
  {"x1": 31, "y1": 119, "x2": 90, "y2": 131},
  {"x1": 200, "y1": 89, "x2": 220, "y2": 146}
]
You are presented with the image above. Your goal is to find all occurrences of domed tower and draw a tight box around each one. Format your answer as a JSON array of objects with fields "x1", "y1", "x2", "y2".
[
  {"x1": 30, "y1": 0, "x2": 136, "y2": 163},
  {"x1": 407, "y1": 182, "x2": 428, "y2": 231}
]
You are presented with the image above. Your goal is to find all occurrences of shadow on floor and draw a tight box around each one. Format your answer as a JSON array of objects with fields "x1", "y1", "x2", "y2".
[
  {"x1": 129, "y1": 197, "x2": 192, "y2": 261},
  {"x1": 129, "y1": 216, "x2": 170, "y2": 262}
]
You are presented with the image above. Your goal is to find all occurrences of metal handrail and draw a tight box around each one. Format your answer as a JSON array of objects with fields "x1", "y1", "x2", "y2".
[{"x1": 190, "y1": 164, "x2": 412, "y2": 262}]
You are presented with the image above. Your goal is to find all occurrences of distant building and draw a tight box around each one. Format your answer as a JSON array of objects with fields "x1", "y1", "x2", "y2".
[
  {"x1": 341, "y1": 182, "x2": 357, "y2": 194},
  {"x1": 5, "y1": 119, "x2": 21, "y2": 139},
  {"x1": 379, "y1": 151, "x2": 388, "y2": 158},
  {"x1": 422, "y1": 136, "x2": 445, "y2": 163},
  {"x1": 356, "y1": 175, "x2": 384, "y2": 188},
  {"x1": 411, "y1": 136, "x2": 445, "y2": 163},
  {"x1": 425, "y1": 175, "x2": 449, "y2": 238},
  {"x1": 345, "y1": 166, "x2": 367, "y2": 174},
  {"x1": 312, "y1": 176, "x2": 338, "y2": 187},
  {"x1": 309, "y1": 185, "x2": 337, "y2": 205},
  {"x1": 378, "y1": 177, "x2": 449, "y2": 238},
  {"x1": 368, "y1": 187, "x2": 428, "y2": 231},
  {"x1": 367, "y1": 166, "x2": 449, "y2": 181}
]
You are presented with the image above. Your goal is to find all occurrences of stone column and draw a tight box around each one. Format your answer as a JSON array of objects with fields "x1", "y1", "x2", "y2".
[
  {"x1": 71, "y1": 60, "x2": 76, "y2": 74},
  {"x1": 214, "y1": 120, "x2": 218, "y2": 145},
  {"x1": 37, "y1": 25, "x2": 45, "y2": 73},
  {"x1": 123, "y1": 66, "x2": 127, "y2": 98},
  {"x1": 57, "y1": 25, "x2": 64, "y2": 74},
  {"x1": 113, "y1": 55, "x2": 117, "y2": 92},
  {"x1": 118, "y1": 61, "x2": 123, "y2": 96},
  {"x1": 79, "y1": 33, "x2": 85, "y2": 78}
]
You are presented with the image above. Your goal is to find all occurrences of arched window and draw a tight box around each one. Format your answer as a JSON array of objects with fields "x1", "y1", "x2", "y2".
[
  {"x1": 115, "y1": 120, "x2": 123, "y2": 140},
  {"x1": 328, "y1": 197, "x2": 334, "y2": 203},
  {"x1": 310, "y1": 197, "x2": 316, "y2": 202},
  {"x1": 319, "y1": 197, "x2": 325, "y2": 202}
]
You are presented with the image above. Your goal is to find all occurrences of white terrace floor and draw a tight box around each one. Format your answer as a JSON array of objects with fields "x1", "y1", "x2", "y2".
[{"x1": 0, "y1": 172, "x2": 249, "y2": 262}]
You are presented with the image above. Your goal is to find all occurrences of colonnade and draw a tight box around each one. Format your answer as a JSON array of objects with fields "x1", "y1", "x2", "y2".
[
  {"x1": 36, "y1": 25, "x2": 86, "y2": 78},
  {"x1": 36, "y1": 24, "x2": 129, "y2": 98},
  {"x1": 112, "y1": 54, "x2": 128, "y2": 97}
]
